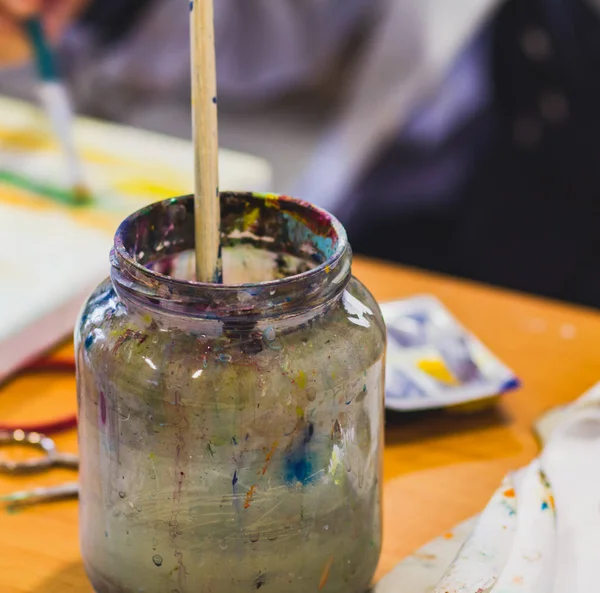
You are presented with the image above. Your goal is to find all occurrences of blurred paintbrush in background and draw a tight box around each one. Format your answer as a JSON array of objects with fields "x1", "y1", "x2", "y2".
[{"x1": 23, "y1": 17, "x2": 91, "y2": 205}]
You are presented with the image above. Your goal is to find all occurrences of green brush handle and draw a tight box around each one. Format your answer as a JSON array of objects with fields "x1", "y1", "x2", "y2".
[{"x1": 23, "y1": 17, "x2": 59, "y2": 81}]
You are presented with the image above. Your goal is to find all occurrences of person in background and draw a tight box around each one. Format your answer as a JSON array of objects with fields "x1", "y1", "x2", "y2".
[{"x1": 2, "y1": 0, "x2": 600, "y2": 308}]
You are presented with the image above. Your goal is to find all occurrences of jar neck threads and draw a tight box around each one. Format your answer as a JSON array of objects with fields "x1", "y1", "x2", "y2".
[{"x1": 110, "y1": 193, "x2": 352, "y2": 323}]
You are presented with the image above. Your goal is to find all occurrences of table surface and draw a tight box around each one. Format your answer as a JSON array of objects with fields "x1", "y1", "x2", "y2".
[{"x1": 1, "y1": 257, "x2": 600, "y2": 593}]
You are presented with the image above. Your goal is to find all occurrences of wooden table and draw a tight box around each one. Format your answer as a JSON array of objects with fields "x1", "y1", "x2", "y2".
[{"x1": 1, "y1": 257, "x2": 600, "y2": 593}]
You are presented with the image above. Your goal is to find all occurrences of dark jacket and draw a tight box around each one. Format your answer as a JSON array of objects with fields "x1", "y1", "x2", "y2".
[{"x1": 349, "y1": 0, "x2": 600, "y2": 308}]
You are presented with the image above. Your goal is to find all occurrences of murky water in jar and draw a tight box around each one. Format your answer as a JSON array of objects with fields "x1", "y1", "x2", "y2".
[{"x1": 78, "y1": 221, "x2": 385, "y2": 593}]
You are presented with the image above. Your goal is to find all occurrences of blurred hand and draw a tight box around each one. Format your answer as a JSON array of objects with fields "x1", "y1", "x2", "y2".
[{"x1": 0, "y1": 0, "x2": 89, "y2": 66}]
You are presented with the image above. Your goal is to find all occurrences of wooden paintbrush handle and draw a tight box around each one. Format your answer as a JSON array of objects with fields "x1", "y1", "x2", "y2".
[{"x1": 190, "y1": 0, "x2": 222, "y2": 283}]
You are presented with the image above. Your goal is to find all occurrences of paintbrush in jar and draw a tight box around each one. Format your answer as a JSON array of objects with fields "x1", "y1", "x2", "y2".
[
  {"x1": 189, "y1": 0, "x2": 223, "y2": 283},
  {"x1": 23, "y1": 17, "x2": 92, "y2": 205}
]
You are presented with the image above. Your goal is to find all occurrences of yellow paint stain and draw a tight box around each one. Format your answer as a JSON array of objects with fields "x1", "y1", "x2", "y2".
[
  {"x1": 115, "y1": 179, "x2": 188, "y2": 200},
  {"x1": 0, "y1": 122, "x2": 188, "y2": 185},
  {"x1": 548, "y1": 494, "x2": 555, "y2": 510},
  {"x1": 443, "y1": 532, "x2": 454, "y2": 539},
  {"x1": 242, "y1": 207, "x2": 260, "y2": 230},
  {"x1": 325, "y1": 265, "x2": 331, "y2": 274},
  {"x1": 503, "y1": 488, "x2": 515, "y2": 498},
  {"x1": 80, "y1": 148, "x2": 125, "y2": 167},
  {"x1": 0, "y1": 128, "x2": 54, "y2": 151},
  {"x1": 0, "y1": 183, "x2": 58, "y2": 212},
  {"x1": 244, "y1": 485, "x2": 257, "y2": 509},
  {"x1": 319, "y1": 556, "x2": 334, "y2": 590},
  {"x1": 295, "y1": 406, "x2": 304, "y2": 419},
  {"x1": 417, "y1": 358, "x2": 459, "y2": 385},
  {"x1": 0, "y1": 124, "x2": 170, "y2": 176},
  {"x1": 258, "y1": 193, "x2": 281, "y2": 209},
  {"x1": 295, "y1": 370, "x2": 307, "y2": 389},
  {"x1": 0, "y1": 182, "x2": 114, "y2": 235},
  {"x1": 328, "y1": 449, "x2": 341, "y2": 476}
]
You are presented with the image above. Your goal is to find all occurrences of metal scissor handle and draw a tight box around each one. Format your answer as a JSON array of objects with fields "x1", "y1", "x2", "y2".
[{"x1": 0, "y1": 429, "x2": 79, "y2": 473}]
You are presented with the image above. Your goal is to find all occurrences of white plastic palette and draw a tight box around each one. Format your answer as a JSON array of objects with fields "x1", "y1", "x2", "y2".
[{"x1": 381, "y1": 296, "x2": 519, "y2": 412}]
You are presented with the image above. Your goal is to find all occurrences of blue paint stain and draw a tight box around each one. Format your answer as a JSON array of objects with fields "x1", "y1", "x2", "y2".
[
  {"x1": 79, "y1": 311, "x2": 89, "y2": 328},
  {"x1": 90, "y1": 289, "x2": 113, "y2": 309},
  {"x1": 232, "y1": 471, "x2": 238, "y2": 487},
  {"x1": 189, "y1": 1, "x2": 193, "y2": 10},
  {"x1": 541, "y1": 501, "x2": 549, "y2": 510},
  {"x1": 212, "y1": 96, "x2": 217, "y2": 104},
  {"x1": 285, "y1": 456, "x2": 314, "y2": 485},
  {"x1": 231, "y1": 436, "x2": 238, "y2": 446},
  {"x1": 282, "y1": 214, "x2": 336, "y2": 260},
  {"x1": 500, "y1": 377, "x2": 521, "y2": 393},
  {"x1": 84, "y1": 333, "x2": 94, "y2": 350},
  {"x1": 284, "y1": 422, "x2": 316, "y2": 485}
]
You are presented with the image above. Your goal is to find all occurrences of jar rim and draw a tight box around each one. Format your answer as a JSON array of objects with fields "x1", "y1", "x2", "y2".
[{"x1": 110, "y1": 193, "x2": 352, "y2": 319}]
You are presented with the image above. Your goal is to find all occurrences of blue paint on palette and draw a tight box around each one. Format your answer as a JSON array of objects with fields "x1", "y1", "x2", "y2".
[{"x1": 85, "y1": 334, "x2": 95, "y2": 350}]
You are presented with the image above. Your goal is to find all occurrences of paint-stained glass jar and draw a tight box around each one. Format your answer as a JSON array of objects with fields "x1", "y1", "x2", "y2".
[{"x1": 76, "y1": 193, "x2": 386, "y2": 593}]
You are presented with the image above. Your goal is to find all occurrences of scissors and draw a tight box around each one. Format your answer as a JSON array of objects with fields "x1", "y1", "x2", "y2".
[{"x1": 0, "y1": 429, "x2": 79, "y2": 506}]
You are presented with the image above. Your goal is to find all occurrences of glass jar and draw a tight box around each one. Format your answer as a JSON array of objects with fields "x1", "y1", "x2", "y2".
[{"x1": 76, "y1": 192, "x2": 386, "y2": 593}]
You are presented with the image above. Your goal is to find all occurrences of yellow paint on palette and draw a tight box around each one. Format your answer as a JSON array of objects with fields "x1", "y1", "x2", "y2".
[
  {"x1": 115, "y1": 178, "x2": 189, "y2": 201},
  {"x1": 0, "y1": 182, "x2": 117, "y2": 235},
  {"x1": 417, "y1": 358, "x2": 459, "y2": 385},
  {"x1": 0, "y1": 128, "x2": 55, "y2": 152},
  {"x1": 0, "y1": 126, "x2": 187, "y2": 197},
  {"x1": 0, "y1": 182, "x2": 58, "y2": 213},
  {"x1": 80, "y1": 148, "x2": 124, "y2": 167}
]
